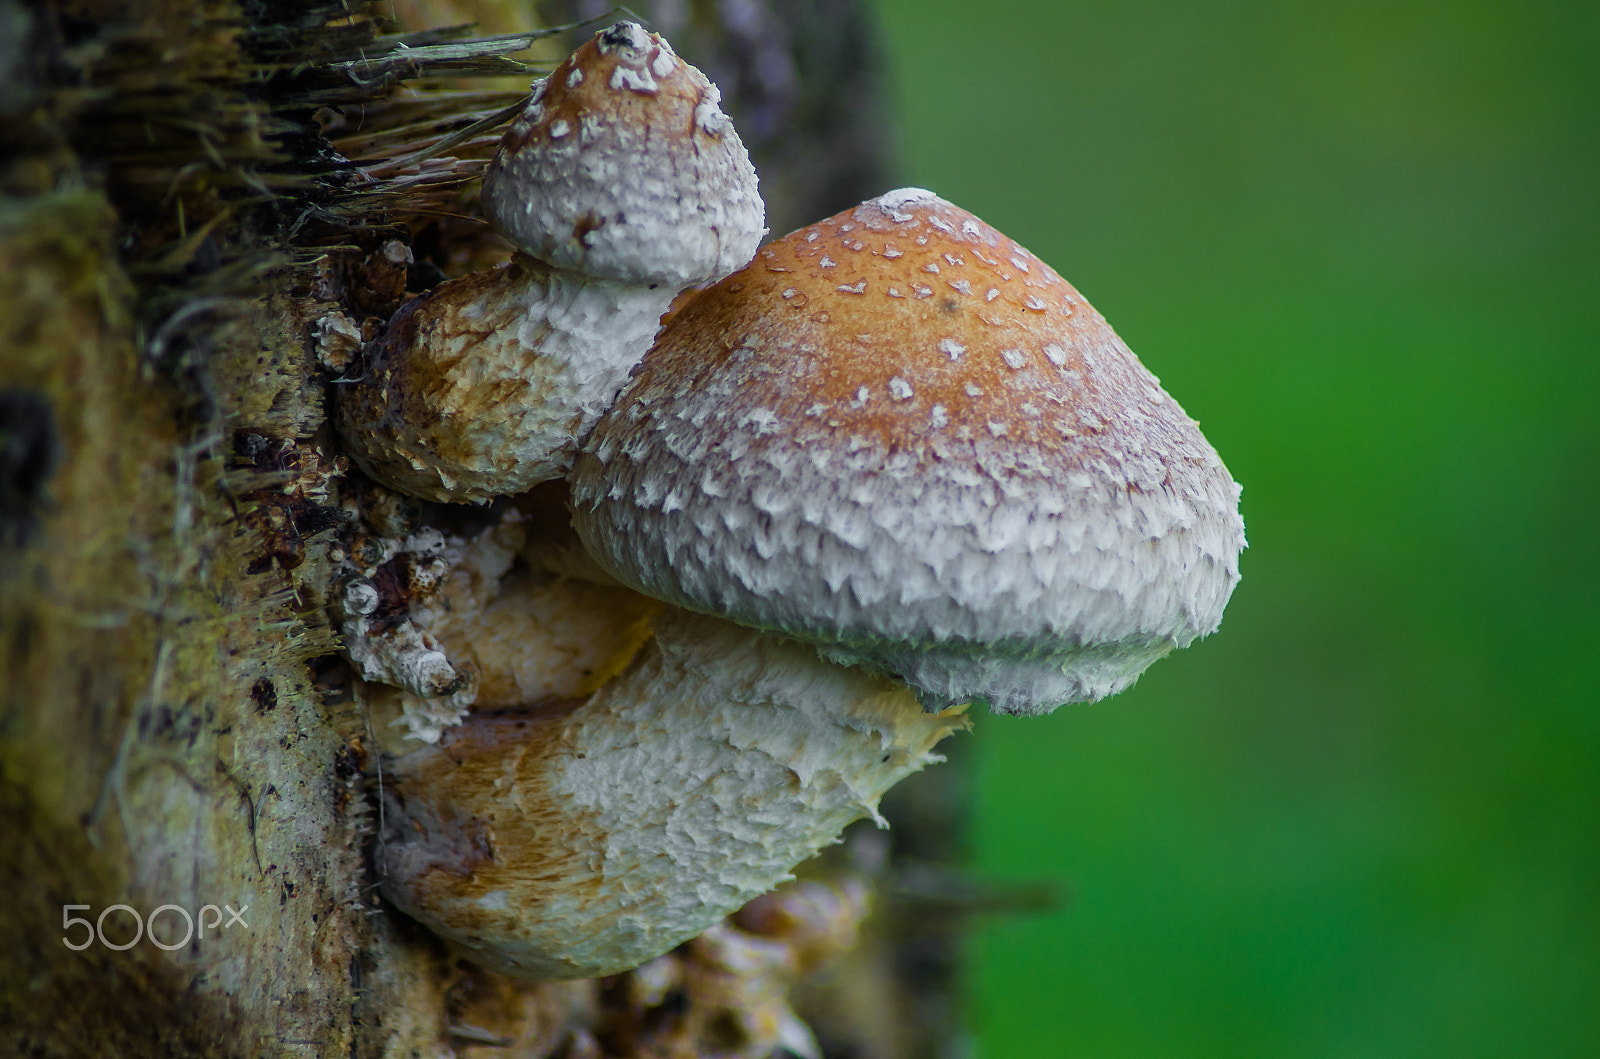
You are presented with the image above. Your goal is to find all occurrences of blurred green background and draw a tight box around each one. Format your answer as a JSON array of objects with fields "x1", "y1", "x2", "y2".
[{"x1": 873, "y1": 0, "x2": 1600, "y2": 1055}]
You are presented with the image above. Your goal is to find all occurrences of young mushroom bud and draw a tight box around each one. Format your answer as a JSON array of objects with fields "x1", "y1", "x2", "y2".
[
  {"x1": 571, "y1": 188, "x2": 1246, "y2": 715},
  {"x1": 376, "y1": 609, "x2": 964, "y2": 980},
  {"x1": 338, "y1": 22, "x2": 765, "y2": 504}
]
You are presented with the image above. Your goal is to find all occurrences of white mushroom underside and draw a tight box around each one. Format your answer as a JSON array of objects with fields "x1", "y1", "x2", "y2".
[
  {"x1": 379, "y1": 611, "x2": 961, "y2": 979},
  {"x1": 573, "y1": 379, "x2": 1244, "y2": 715}
]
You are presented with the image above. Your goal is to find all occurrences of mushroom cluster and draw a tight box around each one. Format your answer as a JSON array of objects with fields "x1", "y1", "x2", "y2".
[
  {"x1": 337, "y1": 21, "x2": 764, "y2": 503},
  {"x1": 342, "y1": 22, "x2": 1243, "y2": 990}
]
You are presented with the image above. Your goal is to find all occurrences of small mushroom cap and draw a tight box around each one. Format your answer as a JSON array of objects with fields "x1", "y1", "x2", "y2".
[
  {"x1": 481, "y1": 21, "x2": 765, "y2": 288},
  {"x1": 571, "y1": 189, "x2": 1245, "y2": 715}
]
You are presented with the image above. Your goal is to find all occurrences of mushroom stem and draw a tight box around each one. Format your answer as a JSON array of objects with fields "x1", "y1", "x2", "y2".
[
  {"x1": 338, "y1": 255, "x2": 679, "y2": 501},
  {"x1": 376, "y1": 609, "x2": 966, "y2": 981}
]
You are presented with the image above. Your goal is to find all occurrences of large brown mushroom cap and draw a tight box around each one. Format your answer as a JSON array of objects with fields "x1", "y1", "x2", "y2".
[{"x1": 571, "y1": 189, "x2": 1245, "y2": 714}]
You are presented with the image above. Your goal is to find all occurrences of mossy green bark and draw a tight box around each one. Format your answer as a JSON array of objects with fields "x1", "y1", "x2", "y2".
[{"x1": 0, "y1": 186, "x2": 447, "y2": 1055}]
